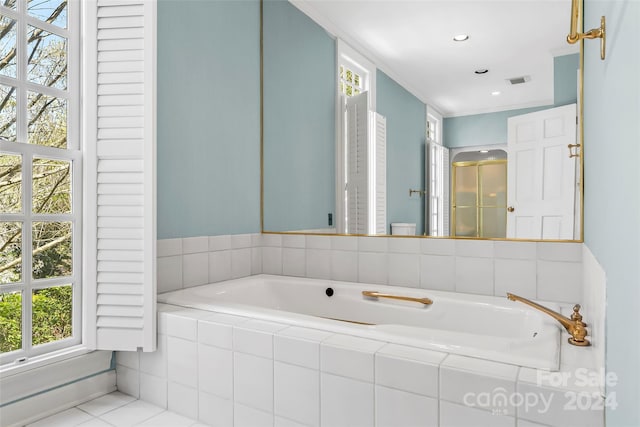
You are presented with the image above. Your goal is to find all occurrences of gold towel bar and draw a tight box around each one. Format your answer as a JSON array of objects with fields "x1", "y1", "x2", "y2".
[{"x1": 362, "y1": 291, "x2": 433, "y2": 306}]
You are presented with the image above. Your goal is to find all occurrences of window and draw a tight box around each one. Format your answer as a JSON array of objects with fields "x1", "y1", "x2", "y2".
[
  {"x1": 335, "y1": 39, "x2": 376, "y2": 233},
  {"x1": 426, "y1": 108, "x2": 449, "y2": 237},
  {"x1": 337, "y1": 39, "x2": 375, "y2": 108},
  {"x1": 0, "y1": 0, "x2": 80, "y2": 365}
]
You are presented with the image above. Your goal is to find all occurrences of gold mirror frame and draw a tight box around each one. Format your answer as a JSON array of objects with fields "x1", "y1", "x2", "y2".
[{"x1": 259, "y1": 0, "x2": 585, "y2": 243}]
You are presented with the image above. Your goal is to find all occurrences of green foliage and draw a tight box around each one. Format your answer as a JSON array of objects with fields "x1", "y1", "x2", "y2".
[
  {"x1": 32, "y1": 286, "x2": 72, "y2": 345},
  {"x1": 0, "y1": 286, "x2": 72, "y2": 353},
  {"x1": 0, "y1": 292, "x2": 21, "y2": 352},
  {"x1": 1, "y1": 2, "x2": 75, "y2": 355}
]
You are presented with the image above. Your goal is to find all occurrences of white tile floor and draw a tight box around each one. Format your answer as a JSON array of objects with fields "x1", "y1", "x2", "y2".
[{"x1": 25, "y1": 391, "x2": 209, "y2": 427}]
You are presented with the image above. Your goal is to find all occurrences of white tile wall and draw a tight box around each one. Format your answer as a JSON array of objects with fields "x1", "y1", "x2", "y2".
[
  {"x1": 420, "y1": 254, "x2": 455, "y2": 291},
  {"x1": 233, "y1": 352, "x2": 273, "y2": 412},
  {"x1": 231, "y1": 248, "x2": 252, "y2": 279},
  {"x1": 330, "y1": 250, "x2": 358, "y2": 282},
  {"x1": 274, "y1": 362, "x2": 320, "y2": 426},
  {"x1": 440, "y1": 355, "x2": 520, "y2": 417},
  {"x1": 167, "y1": 382, "x2": 198, "y2": 419},
  {"x1": 208, "y1": 250, "x2": 231, "y2": 284},
  {"x1": 375, "y1": 385, "x2": 438, "y2": 427},
  {"x1": 358, "y1": 252, "x2": 388, "y2": 285},
  {"x1": 139, "y1": 372, "x2": 167, "y2": 409},
  {"x1": 182, "y1": 252, "x2": 209, "y2": 288},
  {"x1": 387, "y1": 252, "x2": 420, "y2": 287},
  {"x1": 167, "y1": 337, "x2": 198, "y2": 387},
  {"x1": 320, "y1": 334, "x2": 384, "y2": 382},
  {"x1": 305, "y1": 249, "x2": 331, "y2": 279},
  {"x1": 118, "y1": 302, "x2": 603, "y2": 427},
  {"x1": 375, "y1": 344, "x2": 445, "y2": 398},
  {"x1": 234, "y1": 403, "x2": 273, "y2": 427},
  {"x1": 157, "y1": 234, "x2": 585, "y2": 303},
  {"x1": 198, "y1": 390, "x2": 233, "y2": 427},
  {"x1": 274, "y1": 327, "x2": 332, "y2": 369},
  {"x1": 320, "y1": 373, "x2": 373, "y2": 427},
  {"x1": 149, "y1": 235, "x2": 600, "y2": 426},
  {"x1": 282, "y1": 247, "x2": 306, "y2": 277},
  {"x1": 455, "y1": 256, "x2": 494, "y2": 295},
  {"x1": 198, "y1": 344, "x2": 233, "y2": 398},
  {"x1": 440, "y1": 400, "x2": 515, "y2": 427}
]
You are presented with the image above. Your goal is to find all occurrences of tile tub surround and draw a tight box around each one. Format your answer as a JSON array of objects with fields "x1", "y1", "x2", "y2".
[
  {"x1": 116, "y1": 305, "x2": 605, "y2": 427},
  {"x1": 158, "y1": 234, "x2": 584, "y2": 304}
]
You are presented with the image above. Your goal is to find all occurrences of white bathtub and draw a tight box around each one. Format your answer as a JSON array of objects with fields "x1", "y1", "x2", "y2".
[{"x1": 158, "y1": 274, "x2": 561, "y2": 370}]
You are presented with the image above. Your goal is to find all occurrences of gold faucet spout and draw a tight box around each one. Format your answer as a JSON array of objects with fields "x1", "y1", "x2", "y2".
[{"x1": 506, "y1": 293, "x2": 590, "y2": 346}]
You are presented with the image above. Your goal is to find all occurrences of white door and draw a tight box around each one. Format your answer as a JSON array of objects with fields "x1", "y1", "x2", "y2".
[{"x1": 507, "y1": 104, "x2": 578, "y2": 239}]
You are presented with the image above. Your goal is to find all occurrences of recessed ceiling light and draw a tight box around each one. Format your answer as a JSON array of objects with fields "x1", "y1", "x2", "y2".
[
  {"x1": 491, "y1": 91, "x2": 501, "y2": 96},
  {"x1": 453, "y1": 34, "x2": 469, "y2": 42},
  {"x1": 480, "y1": 150, "x2": 489, "y2": 153},
  {"x1": 474, "y1": 69, "x2": 489, "y2": 74}
]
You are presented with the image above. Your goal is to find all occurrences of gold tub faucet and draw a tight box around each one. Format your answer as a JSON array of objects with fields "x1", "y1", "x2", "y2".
[{"x1": 506, "y1": 293, "x2": 590, "y2": 347}]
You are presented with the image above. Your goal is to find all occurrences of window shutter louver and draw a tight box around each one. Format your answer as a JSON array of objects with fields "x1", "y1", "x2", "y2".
[
  {"x1": 346, "y1": 93, "x2": 369, "y2": 235},
  {"x1": 373, "y1": 113, "x2": 386, "y2": 235},
  {"x1": 85, "y1": 0, "x2": 156, "y2": 351}
]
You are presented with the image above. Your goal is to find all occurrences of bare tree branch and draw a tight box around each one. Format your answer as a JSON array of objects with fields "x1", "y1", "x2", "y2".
[{"x1": 0, "y1": 231, "x2": 71, "y2": 274}]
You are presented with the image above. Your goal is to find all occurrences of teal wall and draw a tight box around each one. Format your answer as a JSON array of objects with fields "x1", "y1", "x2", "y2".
[
  {"x1": 377, "y1": 71, "x2": 427, "y2": 235},
  {"x1": 555, "y1": 53, "x2": 581, "y2": 106},
  {"x1": 443, "y1": 106, "x2": 545, "y2": 148},
  {"x1": 262, "y1": 1, "x2": 429, "y2": 235},
  {"x1": 157, "y1": 0, "x2": 261, "y2": 239},
  {"x1": 444, "y1": 53, "x2": 579, "y2": 148},
  {"x1": 262, "y1": 0, "x2": 336, "y2": 232},
  {"x1": 584, "y1": 1, "x2": 640, "y2": 425}
]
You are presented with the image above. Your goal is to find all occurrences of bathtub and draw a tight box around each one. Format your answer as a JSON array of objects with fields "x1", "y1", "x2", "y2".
[{"x1": 158, "y1": 274, "x2": 561, "y2": 370}]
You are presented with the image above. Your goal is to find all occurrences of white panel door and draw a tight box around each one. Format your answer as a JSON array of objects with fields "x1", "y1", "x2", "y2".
[
  {"x1": 346, "y1": 93, "x2": 369, "y2": 234},
  {"x1": 507, "y1": 104, "x2": 577, "y2": 239}
]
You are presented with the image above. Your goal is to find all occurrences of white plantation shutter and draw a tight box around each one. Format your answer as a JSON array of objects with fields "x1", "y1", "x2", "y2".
[
  {"x1": 84, "y1": 0, "x2": 156, "y2": 351},
  {"x1": 346, "y1": 93, "x2": 369, "y2": 234},
  {"x1": 372, "y1": 113, "x2": 386, "y2": 235},
  {"x1": 345, "y1": 92, "x2": 387, "y2": 235}
]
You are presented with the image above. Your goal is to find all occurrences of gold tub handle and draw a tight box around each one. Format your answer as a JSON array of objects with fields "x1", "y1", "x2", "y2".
[{"x1": 362, "y1": 290, "x2": 433, "y2": 306}]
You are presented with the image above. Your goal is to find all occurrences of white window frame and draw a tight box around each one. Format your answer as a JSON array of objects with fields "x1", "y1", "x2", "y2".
[
  {"x1": 2, "y1": 0, "x2": 156, "y2": 380},
  {"x1": 426, "y1": 107, "x2": 448, "y2": 237},
  {"x1": 335, "y1": 39, "x2": 376, "y2": 234},
  {"x1": 0, "y1": 0, "x2": 82, "y2": 366}
]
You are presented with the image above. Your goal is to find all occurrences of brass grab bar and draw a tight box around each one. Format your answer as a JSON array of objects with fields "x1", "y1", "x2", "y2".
[{"x1": 362, "y1": 291, "x2": 433, "y2": 306}]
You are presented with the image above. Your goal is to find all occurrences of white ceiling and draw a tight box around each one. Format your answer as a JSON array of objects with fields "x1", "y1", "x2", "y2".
[{"x1": 290, "y1": 0, "x2": 579, "y2": 117}]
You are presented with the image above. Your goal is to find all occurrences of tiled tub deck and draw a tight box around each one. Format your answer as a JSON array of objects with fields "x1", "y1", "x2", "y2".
[{"x1": 116, "y1": 305, "x2": 604, "y2": 427}]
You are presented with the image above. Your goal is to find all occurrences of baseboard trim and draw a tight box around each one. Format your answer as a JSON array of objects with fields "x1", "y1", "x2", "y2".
[{"x1": 1, "y1": 370, "x2": 116, "y2": 427}]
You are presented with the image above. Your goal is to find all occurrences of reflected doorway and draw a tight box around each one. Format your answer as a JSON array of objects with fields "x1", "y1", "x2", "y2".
[{"x1": 451, "y1": 150, "x2": 507, "y2": 238}]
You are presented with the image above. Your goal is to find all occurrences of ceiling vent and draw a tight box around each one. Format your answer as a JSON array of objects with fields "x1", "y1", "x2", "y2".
[{"x1": 508, "y1": 76, "x2": 530, "y2": 85}]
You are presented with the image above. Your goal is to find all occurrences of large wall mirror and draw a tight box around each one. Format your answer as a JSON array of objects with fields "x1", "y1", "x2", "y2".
[{"x1": 262, "y1": 0, "x2": 583, "y2": 241}]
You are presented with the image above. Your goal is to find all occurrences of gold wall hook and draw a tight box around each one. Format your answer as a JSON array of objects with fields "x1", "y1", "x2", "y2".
[{"x1": 567, "y1": 0, "x2": 606, "y2": 60}]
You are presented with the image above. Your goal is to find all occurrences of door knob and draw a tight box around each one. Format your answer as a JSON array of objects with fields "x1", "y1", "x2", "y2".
[{"x1": 507, "y1": 206, "x2": 515, "y2": 212}]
